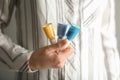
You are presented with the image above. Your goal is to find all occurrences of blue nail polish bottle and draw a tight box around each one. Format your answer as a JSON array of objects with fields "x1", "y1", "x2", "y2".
[
  {"x1": 57, "y1": 23, "x2": 68, "y2": 40},
  {"x1": 66, "y1": 24, "x2": 80, "y2": 41}
]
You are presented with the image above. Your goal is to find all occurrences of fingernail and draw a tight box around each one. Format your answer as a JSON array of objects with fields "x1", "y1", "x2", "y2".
[{"x1": 62, "y1": 39, "x2": 68, "y2": 45}]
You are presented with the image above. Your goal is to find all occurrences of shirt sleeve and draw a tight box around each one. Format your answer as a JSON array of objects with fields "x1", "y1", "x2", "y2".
[
  {"x1": 101, "y1": 0, "x2": 120, "y2": 79},
  {"x1": 0, "y1": 0, "x2": 35, "y2": 73}
]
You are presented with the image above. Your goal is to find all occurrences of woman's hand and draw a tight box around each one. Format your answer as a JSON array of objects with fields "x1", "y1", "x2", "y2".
[{"x1": 29, "y1": 39, "x2": 73, "y2": 71}]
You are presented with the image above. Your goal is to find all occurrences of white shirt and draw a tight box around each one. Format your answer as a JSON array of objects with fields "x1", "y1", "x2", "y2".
[{"x1": 0, "y1": 0, "x2": 119, "y2": 80}]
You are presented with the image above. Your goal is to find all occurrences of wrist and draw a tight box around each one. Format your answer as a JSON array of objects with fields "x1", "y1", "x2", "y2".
[{"x1": 29, "y1": 51, "x2": 38, "y2": 71}]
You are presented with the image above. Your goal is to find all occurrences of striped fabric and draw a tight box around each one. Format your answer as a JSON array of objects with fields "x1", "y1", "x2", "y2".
[{"x1": 0, "y1": 0, "x2": 120, "y2": 80}]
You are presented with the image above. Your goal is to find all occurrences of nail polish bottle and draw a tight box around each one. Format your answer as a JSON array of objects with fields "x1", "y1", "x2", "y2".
[
  {"x1": 66, "y1": 24, "x2": 80, "y2": 41},
  {"x1": 57, "y1": 23, "x2": 68, "y2": 41},
  {"x1": 43, "y1": 23, "x2": 57, "y2": 44}
]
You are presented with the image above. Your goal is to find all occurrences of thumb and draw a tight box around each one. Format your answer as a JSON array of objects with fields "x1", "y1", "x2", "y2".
[
  {"x1": 56, "y1": 39, "x2": 69, "y2": 50},
  {"x1": 45, "y1": 39, "x2": 69, "y2": 52}
]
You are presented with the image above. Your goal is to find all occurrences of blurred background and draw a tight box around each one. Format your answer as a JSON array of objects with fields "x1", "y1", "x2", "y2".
[
  {"x1": 0, "y1": 0, "x2": 120, "y2": 80},
  {"x1": 115, "y1": 0, "x2": 120, "y2": 52}
]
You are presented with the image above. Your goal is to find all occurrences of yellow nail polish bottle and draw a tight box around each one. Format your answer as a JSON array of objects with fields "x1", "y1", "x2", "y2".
[{"x1": 43, "y1": 23, "x2": 56, "y2": 44}]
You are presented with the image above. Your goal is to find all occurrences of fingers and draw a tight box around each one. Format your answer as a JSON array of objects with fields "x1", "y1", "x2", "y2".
[
  {"x1": 60, "y1": 45, "x2": 73, "y2": 57},
  {"x1": 45, "y1": 39, "x2": 69, "y2": 53},
  {"x1": 51, "y1": 45, "x2": 73, "y2": 68},
  {"x1": 56, "y1": 39, "x2": 69, "y2": 50},
  {"x1": 53, "y1": 60, "x2": 66, "y2": 68}
]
